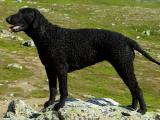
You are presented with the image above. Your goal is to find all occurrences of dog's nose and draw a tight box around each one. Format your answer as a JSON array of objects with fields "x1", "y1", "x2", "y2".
[{"x1": 6, "y1": 16, "x2": 11, "y2": 23}]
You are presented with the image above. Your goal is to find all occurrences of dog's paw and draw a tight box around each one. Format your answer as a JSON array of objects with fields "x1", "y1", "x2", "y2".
[
  {"x1": 126, "y1": 105, "x2": 137, "y2": 110},
  {"x1": 44, "y1": 100, "x2": 54, "y2": 108},
  {"x1": 53, "y1": 102, "x2": 62, "y2": 111},
  {"x1": 53, "y1": 102, "x2": 65, "y2": 111},
  {"x1": 137, "y1": 108, "x2": 147, "y2": 115}
]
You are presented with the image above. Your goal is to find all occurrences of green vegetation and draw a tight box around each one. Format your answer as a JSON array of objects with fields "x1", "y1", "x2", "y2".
[
  {"x1": 0, "y1": 0, "x2": 160, "y2": 111},
  {"x1": 29, "y1": 90, "x2": 49, "y2": 98},
  {"x1": 33, "y1": 0, "x2": 160, "y2": 8},
  {"x1": 0, "y1": 85, "x2": 23, "y2": 97},
  {"x1": 0, "y1": 54, "x2": 32, "y2": 81},
  {"x1": 0, "y1": 39, "x2": 37, "y2": 55}
]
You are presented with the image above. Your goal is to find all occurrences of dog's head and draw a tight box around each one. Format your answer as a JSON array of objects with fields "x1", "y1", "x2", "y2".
[{"x1": 6, "y1": 8, "x2": 41, "y2": 32}]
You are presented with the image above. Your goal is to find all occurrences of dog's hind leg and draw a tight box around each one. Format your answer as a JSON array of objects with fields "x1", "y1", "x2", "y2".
[{"x1": 111, "y1": 61, "x2": 147, "y2": 114}]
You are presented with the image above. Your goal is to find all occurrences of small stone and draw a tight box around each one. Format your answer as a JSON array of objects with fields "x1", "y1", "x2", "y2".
[
  {"x1": 65, "y1": 16, "x2": 70, "y2": 19},
  {"x1": 11, "y1": 51, "x2": 17, "y2": 54},
  {"x1": 22, "y1": 82, "x2": 28, "y2": 85},
  {"x1": 157, "y1": 54, "x2": 160, "y2": 59},
  {"x1": 9, "y1": 93, "x2": 14, "y2": 97},
  {"x1": 21, "y1": 40, "x2": 35, "y2": 47},
  {"x1": 7, "y1": 63, "x2": 23, "y2": 70},
  {"x1": 27, "y1": 1, "x2": 37, "y2": 4},
  {"x1": 136, "y1": 36, "x2": 140, "y2": 39},
  {"x1": 11, "y1": 36, "x2": 16, "y2": 40},
  {"x1": 64, "y1": 14, "x2": 69, "y2": 16},
  {"x1": 39, "y1": 8, "x2": 50, "y2": 12},
  {"x1": 64, "y1": 14, "x2": 70, "y2": 19},
  {"x1": 142, "y1": 30, "x2": 151, "y2": 36},
  {"x1": 111, "y1": 23, "x2": 116, "y2": 26},
  {"x1": 21, "y1": 6, "x2": 29, "y2": 8},
  {"x1": 16, "y1": 0, "x2": 22, "y2": 2},
  {"x1": 17, "y1": 36, "x2": 23, "y2": 41},
  {"x1": 53, "y1": 3, "x2": 57, "y2": 6}
]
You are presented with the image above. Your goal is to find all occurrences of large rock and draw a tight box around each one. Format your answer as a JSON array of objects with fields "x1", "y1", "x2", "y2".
[{"x1": 1, "y1": 98, "x2": 160, "y2": 120}]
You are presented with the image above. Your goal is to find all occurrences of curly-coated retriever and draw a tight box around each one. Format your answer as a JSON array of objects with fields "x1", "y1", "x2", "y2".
[{"x1": 6, "y1": 8, "x2": 160, "y2": 114}]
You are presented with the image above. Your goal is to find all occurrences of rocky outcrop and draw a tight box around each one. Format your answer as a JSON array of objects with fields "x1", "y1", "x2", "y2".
[{"x1": 1, "y1": 98, "x2": 160, "y2": 120}]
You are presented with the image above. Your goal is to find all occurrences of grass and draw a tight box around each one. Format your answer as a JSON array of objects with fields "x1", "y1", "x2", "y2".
[
  {"x1": 0, "y1": 0, "x2": 159, "y2": 111},
  {"x1": 0, "y1": 85, "x2": 23, "y2": 97},
  {"x1": 0, "y1": 54, "x2": 32, "y2": 81},
  {"x1": 28, "y1": 90, "x2": 49, "y2": 98},
  {"x1": 0, "y1": 39, "x2": 37, "y2": 56},
  {"x1": 32, "y1": 0, "x2": 160, "y2": 8}
]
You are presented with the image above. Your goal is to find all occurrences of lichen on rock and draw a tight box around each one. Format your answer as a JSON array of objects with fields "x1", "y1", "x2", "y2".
[{"x1": 1, "y1": 98, "x2": 160, "y2": 120}]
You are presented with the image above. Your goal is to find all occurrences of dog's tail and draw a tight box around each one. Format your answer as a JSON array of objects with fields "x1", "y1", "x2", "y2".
[{"x1": 127, "y1": 39, "x2": 160, "y2": 65}]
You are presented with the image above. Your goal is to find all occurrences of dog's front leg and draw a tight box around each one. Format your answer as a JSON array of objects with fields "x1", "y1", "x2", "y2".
[
  {"x1": 54, "y1": 65, "x2": 68, "y2": 111},
  {"x1": 44, "y1": 66, "x2": 57, "y2": 108}
]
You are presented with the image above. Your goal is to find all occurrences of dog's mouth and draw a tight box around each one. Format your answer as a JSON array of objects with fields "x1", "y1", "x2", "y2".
[{"x1": 9, "y1": 25, "x2": 23, "y2": 32}]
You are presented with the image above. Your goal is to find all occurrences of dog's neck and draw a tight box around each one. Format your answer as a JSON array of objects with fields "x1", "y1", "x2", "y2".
[{"x1": 24, "y1": 19, "x2": 60, "y2": 46}]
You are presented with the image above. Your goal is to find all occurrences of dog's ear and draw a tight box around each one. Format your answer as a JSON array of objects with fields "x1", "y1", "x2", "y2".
[{"x1": 33, "y1": 9, "x2": 40, "y2": 29}]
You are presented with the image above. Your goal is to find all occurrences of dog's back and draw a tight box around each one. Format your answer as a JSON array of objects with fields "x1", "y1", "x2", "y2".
[{"x1": 60, "y1": 28, "x2": 130, "y2": 71}]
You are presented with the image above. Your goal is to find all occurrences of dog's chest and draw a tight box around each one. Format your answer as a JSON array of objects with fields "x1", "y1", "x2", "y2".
[{"x1": 67, "y1": 47, "x2": 100, "y2": 71}]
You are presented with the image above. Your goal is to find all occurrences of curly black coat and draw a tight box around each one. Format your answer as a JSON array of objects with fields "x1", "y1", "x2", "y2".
[{"x1": 6, "y1": 8, "x2": 160, "y2": 114}]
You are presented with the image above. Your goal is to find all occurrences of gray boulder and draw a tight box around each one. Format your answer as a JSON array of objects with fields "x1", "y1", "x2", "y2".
[{"x1": 1, "y1": 98, "x2": 160, "y2": 120}]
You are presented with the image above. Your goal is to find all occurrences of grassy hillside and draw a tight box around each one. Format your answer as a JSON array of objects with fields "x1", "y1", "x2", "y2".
[{"x1": 0, "y1": 0, "x2": 160, "y2": 112}]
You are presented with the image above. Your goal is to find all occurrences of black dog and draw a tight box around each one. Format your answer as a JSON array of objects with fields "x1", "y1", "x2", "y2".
[{"x1": 6, "y1": 8, "x2": 160, "y2": 114}]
